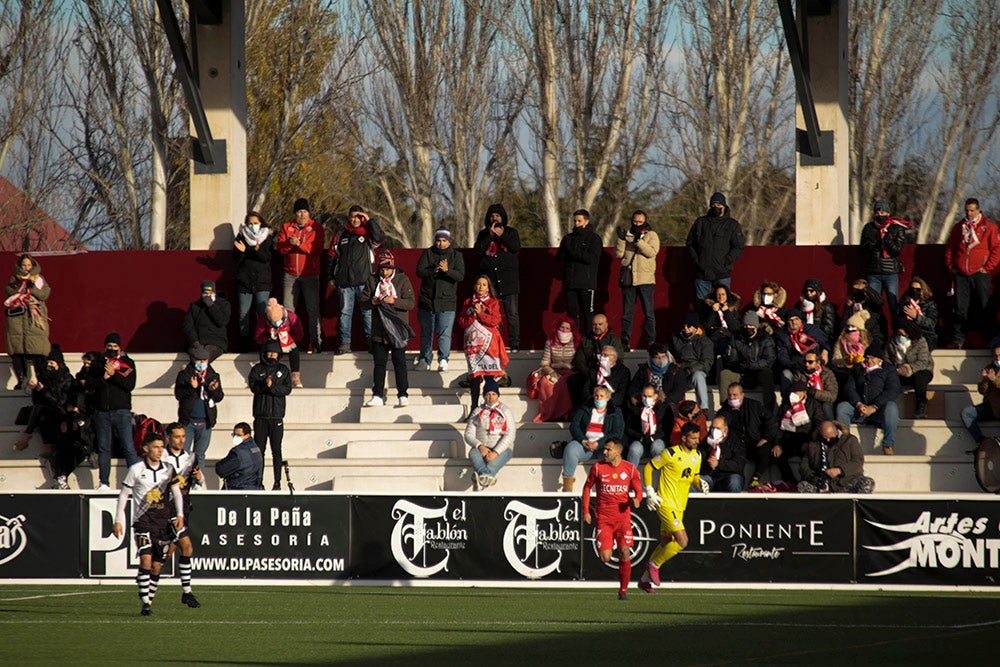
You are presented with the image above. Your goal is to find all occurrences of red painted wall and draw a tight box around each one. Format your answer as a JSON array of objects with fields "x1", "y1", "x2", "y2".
[{"x1": 0, "y1": 245, "x2": 962, "y2": 353}]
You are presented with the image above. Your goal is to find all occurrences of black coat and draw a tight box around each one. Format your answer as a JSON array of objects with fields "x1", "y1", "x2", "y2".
[
  {"x1": 248, "y1": 360, "x2": 292, "y2": 419},
  {"x1": 556, "y1": 225, "x2": 602, "y2": 290},
  {"x1": 843, "y1": 362, "x2": 901, "y2": 413},
  {"x1": 724, "y1": 331, "x2": 775, "y2": 372},
  {"x1": 572, "y1": 332, "x2": 625, "y2": 376},
  {"x1": 474, "y1": 206, "x2": 521, "y2": 296},
  {"x1": 624, "y1": 399, "x2": 672, "y2": 445},
  {"x1": 699, "y1": 434, "x2": 746, "y2": 477},
  {"x1": 233, "y1": 232, "x2": 274, "y2": 294},
  {"x1": 718, "y1": 396, "x2": 778, "y2": 455},
  {"x1": 895, "y1": 293, "x2": 939, "y2": 351},
  {"x1": 415, "y1": 245, "x2": 466, "y2": 312},
  {"x1": 88, "y1": 353, "x2": 137, "y2": 412},
  {"x1": 182, "y1": 295, "x2": 231, "y2": 351},
  {"x1": 775, "y1": 323, "x2": 830, "y2": 371},
  {"x1": 860, "y1": 219, "x2": 908, "y2": 275},
  {"x1": 685, "y1": 208, "x2": 745, "y2": 280},
  {"x1": 216, "y1": 438, "x2": 264, "y2": 490},
  {"x1": 174, "y1": 363, "x2": 224, "y2": 428},
  {"x1": 670, "y1": 332, "x2": 715, "y2": 376},
  {"x1": 327, "y1": 220, "x2": 386, "y2": 288}
]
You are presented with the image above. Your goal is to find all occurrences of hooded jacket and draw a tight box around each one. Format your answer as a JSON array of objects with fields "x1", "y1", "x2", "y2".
[
  {"x1": 248, "y1": 343, "x2": 292, "y2": 419},
  {"x1": 685, "y1": 205, "x2": 745, "y2": 280},
  {"x1": 473, "y1": 204, "x2": 521, "y2": 296}
]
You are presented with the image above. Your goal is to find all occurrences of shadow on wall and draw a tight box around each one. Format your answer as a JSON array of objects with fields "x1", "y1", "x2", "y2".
[{"x1": 127, "y1": 301, "x2": 186, "y2": 352}]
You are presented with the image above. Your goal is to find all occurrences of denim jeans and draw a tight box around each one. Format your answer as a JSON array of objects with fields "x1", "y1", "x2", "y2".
[
  {"x1": 626, "y1": 438, "x2": 665, "y2": 468},
  {"x1": 282, "y1": 273, "x2": 322, "y2": 348},
  {"x1": 836, "y1": 400, "x2": 899, "y2": 448},
  {"x1": 184, "y1": 420, "x2": 212, "y2": 465},
  {"x1": 695, "y1": 277, "x2": 731, "y2": 302},
  {"x1": 94, "y1": 409, "x2": 137, "y2": 486},
  {"x1": 621, "y1": 283, "x2": 656, "y2": 348},
  {"x1": 238, "y1": 290, "x2": 270, "y2": 337},
  {"x1": 468, "y1": 447, "x2": 514, "y2": 476},
  {"x1": 961, "y1": 403, "x2": 997, "y2": 443},
  {"x1": 703, "y1": 472, "x2": 744, "y2": 492},
  {"x1": 866, "y1": 273, "x2": 899, "y2": 315},
  {"x1": 563, "y1": 440, "x2": 604, "y2": 478},
  {"x1": 338, "y1": 285, "x2": 373, "y2": 347},
  {"x1": 689, "y1": 370, "x2": 708, "y2": 409},
  {"x1": 417, "y1": 308, "x2": 456, "y2": 364}
]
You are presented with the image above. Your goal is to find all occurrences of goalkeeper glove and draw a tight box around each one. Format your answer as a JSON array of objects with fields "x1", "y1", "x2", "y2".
[
  {"x1": 700, "y1": 478, "x2": 710, "y2": 494},
  {"x1": 644, "y1": 485, "x2": 662, "y2": 511}
]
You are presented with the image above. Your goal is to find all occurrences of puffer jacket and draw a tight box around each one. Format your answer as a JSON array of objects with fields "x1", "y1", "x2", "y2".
[
  {"x1": 685, "y1": 206, "x2": 745, "y2": 281},
  {"x1": 464, "y1": 401, "x2": 517, "y2": 455},
  {"x1": 860, "y1": 218, "x2": 910, "y2": 275},
  {"x1": 4, "y1": 258, "x2": 51, "y2": 356},
  {"x1": 724, "y1": 330, "x2": 775, "y2": 372},
  {"x1": 884, "y1": 336, "x2": 934, "y2": 375}
]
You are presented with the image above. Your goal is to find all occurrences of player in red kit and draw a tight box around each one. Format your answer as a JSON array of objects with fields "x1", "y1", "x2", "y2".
[{"x1": 582, "y1": 438, "x2": 644, "y2": 599}]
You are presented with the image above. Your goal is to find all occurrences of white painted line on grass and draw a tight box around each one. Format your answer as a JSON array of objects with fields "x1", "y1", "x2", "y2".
[{"x1": 1, "y1": 590, "x2": 119, "y2": 602}]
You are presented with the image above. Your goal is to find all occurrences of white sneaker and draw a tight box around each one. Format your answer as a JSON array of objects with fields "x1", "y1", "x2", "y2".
[
  {"x1": 413, "y1": 357, "x2": 429, "y2": 370},
  {"x1": 398, "y1": 396, "x2": 409, "y2": 407},
  {"x1": 364, "y1": 396, "x2": 385, "y2": 407},
  {"x1": 472, "y1": 473, "x2": 481, "y2": 492},
  {"x1": 97, "y1": 483, "x2": 111, "y2": 491},
  {"x1": 484, "y1": 474, "x2": 497, "y2": 488},
  {"x1": 437, "y1": 359, "x2": 448, "y2": 372},
  {"x1": 53, "y1": 476, "x2": 69, "y2": 490}
]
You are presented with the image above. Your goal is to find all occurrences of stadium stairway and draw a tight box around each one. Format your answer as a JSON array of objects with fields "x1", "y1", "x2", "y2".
[{"x1": 0, "y1": 349, "x2": 991, "y2": 494}]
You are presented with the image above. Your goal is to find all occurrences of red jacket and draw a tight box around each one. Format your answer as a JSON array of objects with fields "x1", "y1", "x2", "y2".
[
  {"x1": 457, "y1": 295, "x2": 504, "y2": 330},
  {"x1": 945, "y1": 215, "x2": 1000, "y2": 276},
  {"x1": 276, "y1": 219, "x2": 325, "y2": 276}
]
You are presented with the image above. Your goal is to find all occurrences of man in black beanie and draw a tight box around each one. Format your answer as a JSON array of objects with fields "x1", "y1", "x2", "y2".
[
  {"x1": 89, "y1": 333, "x2": 138, "y2": 489},
  {"x1": 686, "y1": 192, "x2": 745, "y2": 306},
  {"x1": 182, "y1": 279, "x2": 230, "y2": 362},
  {"x1": 276, "y1": 198, "x2": 325, "y2": 353}
]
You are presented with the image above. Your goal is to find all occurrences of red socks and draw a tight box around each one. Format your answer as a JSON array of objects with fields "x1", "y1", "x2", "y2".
[{"x1": 619, "y1": 558, "x2": 632, "y2": 593}]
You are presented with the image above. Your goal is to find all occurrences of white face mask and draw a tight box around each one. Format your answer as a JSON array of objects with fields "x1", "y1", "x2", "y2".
[
  {"x1": 232, "y1": 435, "x2": 243, "y2": 445},
  {"x1": 642, "y1": 396, "x2": 656, "y2": 408},
  {"x1": 762, "y1": 294, "x2": 774, "y2": 305},
  {"x1": 789, "y1": 392, "x2": 802, "y2": 404},
  {"x1": 557, "y1": 331, "x2": 573, "y2": 344},
  {"x1": 249, "y1": 224, "x2": 260, "y2": 234},
  {"x1": 707, "y1": 428, "x2": 724, "y2": 445},
  {"x1": 728, "y1": 398, "x2": 742, "y2": 408}
]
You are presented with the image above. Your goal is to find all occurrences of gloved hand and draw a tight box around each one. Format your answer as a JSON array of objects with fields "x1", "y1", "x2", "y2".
[
  {"x1": 700, "y1": 478, "x2": 710, "y2": 494},
  {"x1": 644, "y1": 485, "x2": 662, "y2": 511},
  {"x1": 616, "y1": 226, "x2": 628, "y2": 241}
]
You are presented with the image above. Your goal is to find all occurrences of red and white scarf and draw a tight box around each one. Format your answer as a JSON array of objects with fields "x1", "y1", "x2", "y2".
[
  {"x1": 268, "y1": 312, "x2": 296, "y2": 351},
  {"x1": 595, "y1": 355, "x2": 612, "y2": 389},
  {"x1": 757, "y1": 305, "x2": 783, "y2": 328},
  {"x1": 904, "y1": 297, "x2": 923, "y2": 316},
  {"x1": 640, "y1": 405, "x2": 657, "y2": 435},
  {"x1": 106, "y1": 354, "x2": 134, "y2": 377},
  {"x1": 479, "y1": 405, "x2": 508, "y2": 434},
  {"x1": 806, "y1": 367, "x2": 824, "y2": 391},
  {"x1": 780, "y1": 400, "x2": 810, "y2": 432},
  {"x1": 585, "y1": 409, "x2": 607, "y2": 441},
  {"x1": 375, "y1": 272, "x2": 398, "y2": 302},
  {"x1": 788, "y1": 329, "x2": 816, "y2": 354},
  {"x1": 962, "y1": 215, "x2": 982, "y2": 249}
]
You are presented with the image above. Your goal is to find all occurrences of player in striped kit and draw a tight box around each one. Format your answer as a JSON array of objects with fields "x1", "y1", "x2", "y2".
[
  {"x1": 582, "y1": 438, "x2": 643, "y2": 599},
  {"x1": 165, "y1": 422, "x2": 202, "y2": 608},
  {"x1": 113, "y1": 432, "x2": 184, "y2": 616}
]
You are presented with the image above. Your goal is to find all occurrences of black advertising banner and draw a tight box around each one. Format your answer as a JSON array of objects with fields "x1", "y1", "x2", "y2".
[
  {"x1": 857, "y1": 499, "x2": 1000, "y2": 586},
  {"x1": 85, "y1": 493, "x2": 350, "y2": 579},
  {"x1": 349, "y1": 495, "x2": 583, "y2": 581},
  {"x1": 580, "y1": 497, "x2": 855, "y2": 583},
  {"x1": 0, "y1": 494, "x2": 81, "y2": 578}
]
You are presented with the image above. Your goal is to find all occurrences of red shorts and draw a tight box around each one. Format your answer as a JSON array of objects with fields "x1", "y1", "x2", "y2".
[{"x1": 594, "y1": 515, "x2": 633, "y2": 552}]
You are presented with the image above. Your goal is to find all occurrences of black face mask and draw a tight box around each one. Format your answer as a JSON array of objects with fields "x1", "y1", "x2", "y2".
[
  {"x1": 823, "y1": 437, "x2": 838, "y2": 446},
  {"x1": 853, "y1": 290, "x2": 866, "y2": 302},
  {"x1": 911, "y1": 288, "x2": 922, "y2": 298},
  {"x1": 707, "y1": 207, "x2": 721, "y2": 218},
  {"x1": 875, "y1": 214, "x2": 889, "y2": 224},
  {"x1": 743, "y1": 327, "x2": 756, "y2": 338},
  {"x1": 264, "y1": 356, "x2": 279, "y2": 365},
  {"x1": 105, "y1": 349, "x2": 119, "y2": 359}
]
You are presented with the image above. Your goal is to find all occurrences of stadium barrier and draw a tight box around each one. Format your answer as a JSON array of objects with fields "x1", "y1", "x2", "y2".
[{"x1": 1, "y1": 492, "x2": 998, "y2": 586}]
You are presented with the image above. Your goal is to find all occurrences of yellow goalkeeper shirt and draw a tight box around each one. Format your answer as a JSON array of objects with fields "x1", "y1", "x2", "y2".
[{"x1": 644, "y1": 445, "x2": 702, "y2": 512}]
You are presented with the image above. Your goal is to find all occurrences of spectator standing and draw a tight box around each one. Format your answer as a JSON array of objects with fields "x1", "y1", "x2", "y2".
[
  {"x1": 248, "y1": 341, "x2": 292, "y2": 489},
  {"x1": 415, "y1": 226, "x2": 465, "y2": 371},
  {"x1": 465, "y1": 377, "x2": 517, "y2": 490},
  {"x1": 860, "y1": 199, "x2": 912, "y2": 314},
  {"x1": 628, "y1": 343, "x2": 687, "y2": 409},
  {"x1": 614, "y1": 210, "x2": 660, "y2": 351},
  {"x1": 836, "y1": 343, "x2": 901, "y2": 456},
  {"x1": 4, "y1": 253, "x2": 51, "y2": 389},
  {"x1": 685, "y1": 192, "x2": 745, "y2": 303},
  {"x1": 799, "y1": 421, "x2": 874, "y2": 493},
  {"x1": 896, "y1": 276, "x2": 939, "y2": 351},
  {"x1": 720, "y1": 312, "x2": 777, "y2": 413},
  {"x1": 362, "y1": 250, "x2": 416, "y2": 408},
  {"x1": 797, "y1": 279, "x2": 839, "y2": 341},
  {"x1": 670, "y1": 313, "x2": 713, "y2": 409},
  {"x1": 561, "y1": 385, "x2": 624, "y2": 492},
  {"x1": 885, "y1": 321, "x2": 933, "y2": 419},
  {"x1": 89, "y1": 333, "x2": 138, "y2": 490},
  {"x1": 945, "y1": 198, "x2": 1000, "y2": 348},
  {"x1": 215, "y1": 422, "x2": 264, "y2": 491},
  {"x1": 474, "y1": 204, "x2": 522, "y2": 351},
  {"x1": 174, "y1": 344, "x2": 224, "y2": 465},
  {"x1": 276, "y1": 198, "x2": 325, "y2": 353},
  {"x1": 556, "y1": 209, "x2": 602, "y2": 333},
  {"x1": 961, "y1": 343, "x2": 1000, "y2": 447},
  {"x1": 233, "y1": 211, "x2": 274, "y2": 351},
  {"x1": 531, "y1": 318, "x2": 579, "y2": 423},
  {"x1": 181, "y1": 280, "x2": 230, "y2": 363},
  {"x1": 624, "y1": 384, "x2": 671, "y2": 467},
  {"x1": 327, "y1": 205, "x2": 384, "y2": 353},
  {"x1": 457, "y1": 275, "x2": 509, "y2": 412},
  {"x1": 699, "y1": 414, "x2": 746, "y2": 492},
  {"x1": 254, "y1": 298, "x2": 304, "y2": 388}
]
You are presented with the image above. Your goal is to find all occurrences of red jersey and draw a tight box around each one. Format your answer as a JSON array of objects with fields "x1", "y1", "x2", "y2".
[{"x1": 582, "y1": 460, "x2": 643, "y2": 521}]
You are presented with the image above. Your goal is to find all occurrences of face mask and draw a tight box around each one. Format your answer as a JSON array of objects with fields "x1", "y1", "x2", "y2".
[
  {"x1": 728, "y1": 398, "x2": 742, "y2": 409},
  {"x1": 762, "y1": 294, "x2": 774, "y2": 305},
  {"x1": 875, "y1": 214, "x2": 889, "y2": 224},
  {"x1": 249, "y1": 224, "x2": 260, "y2": 234},
  {"x1": 232, "y1": 435, "x2": 244, "y2": 445},
  {"x1": 652, "y1": 357, "x2": 669, "y2": 369},
  {"x1": 789, "y1": 392, "x2": 802, "y2": 404},
  {"x1": 557, "y1": 331, "x2": 573, "y2": 344},
  {"x1": 105, "y1": 349, "x2": 119, "y2": 359},
  {"x1": 642, "y1": 396, "x2": 656, "y2": 408},
  {"x1": 272, "y1": 318, "x2": 284, "y2": 328},
  {"x1": 823, "y1": 437, "x2": 837, "y2": 446},
  {"x1": 848, "y1": 330, "x2": 861, "y2": 342},
  {"x1": 709, "y1": 427, "x2": 723, "y2": 443},
  {"x1": 203, "y1": 293, "x2": 215, "y2": 302},
  {"x1": 854, "y1": 290, "x2": 866, "y2": 302},
  {"x1": 743, "y1": 327, "x2": 756, "y2": 338},
  {"x1": 911, "y1": 288, "x2": 921, "y2": 298},
  {"x1": 265, "y1": 356, "x2": 279, "y2": 365},
  {"x1": 593, "y1": 398, "x2": 608, "y2": 409},
  {"x1": 194, "y1": 362, "x2": 208, "y2": 372},
  {"x1": 897, "y1": 335, "x2": 909, "y2": 344}
]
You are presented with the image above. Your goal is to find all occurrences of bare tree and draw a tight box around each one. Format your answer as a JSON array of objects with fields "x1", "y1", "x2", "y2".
[
  {"x1": 919, "y1": 0, "x2": 1000, "y2": 242},
  {"x1": 660, "y1": 0, "x2": 793, "y2": 245}
]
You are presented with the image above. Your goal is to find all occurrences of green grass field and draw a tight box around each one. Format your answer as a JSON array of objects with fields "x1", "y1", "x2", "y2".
[{"x1": 2, "y1": 584, "x2": 998, "y2": 665}]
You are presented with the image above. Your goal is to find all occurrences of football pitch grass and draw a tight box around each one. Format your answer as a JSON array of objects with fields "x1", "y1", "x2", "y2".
[{"x1": 2, "y1": 584, "x2": 998, "y2": 666}]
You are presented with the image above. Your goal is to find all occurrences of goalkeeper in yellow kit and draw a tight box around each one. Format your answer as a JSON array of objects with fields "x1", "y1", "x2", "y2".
[{"x1": 638, "y1": 421, "x2": 708, "y2": 593}]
